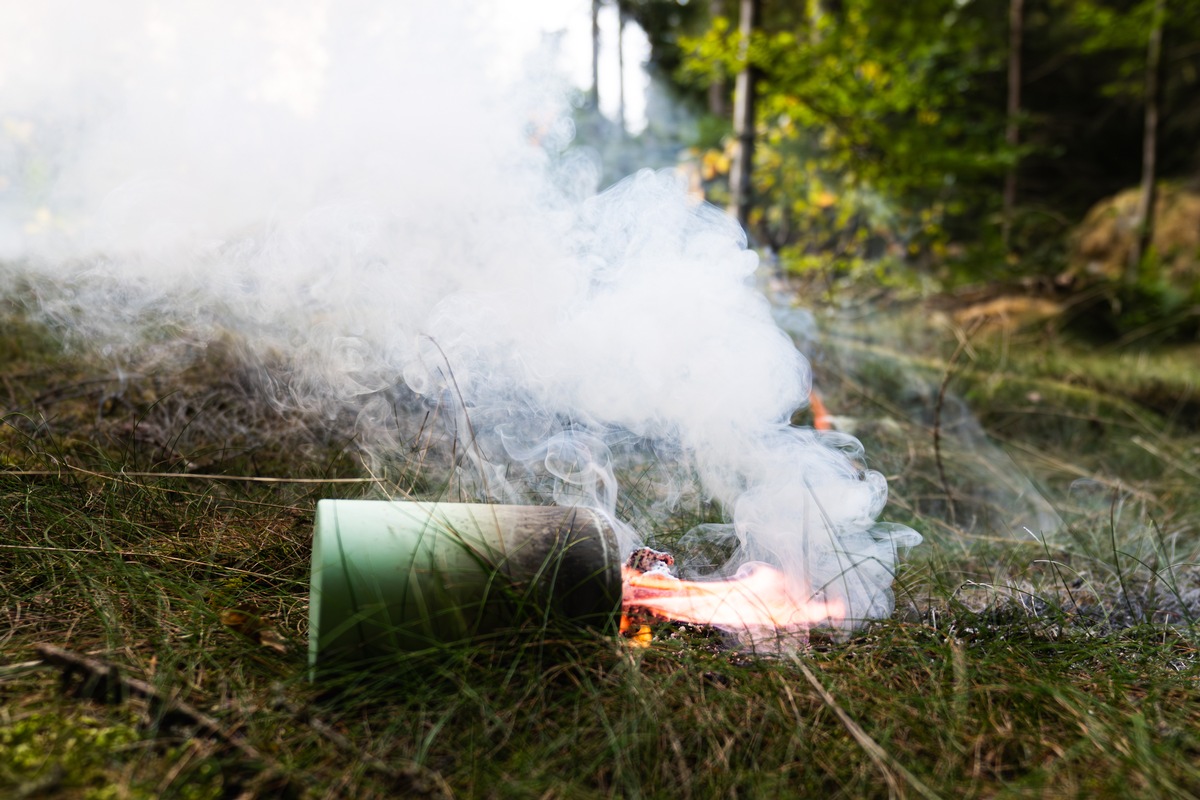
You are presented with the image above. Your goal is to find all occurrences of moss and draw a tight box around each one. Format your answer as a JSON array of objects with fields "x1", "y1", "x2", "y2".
[{"x1": 0, "y1": 708, "x2": 229, "y2": 799}]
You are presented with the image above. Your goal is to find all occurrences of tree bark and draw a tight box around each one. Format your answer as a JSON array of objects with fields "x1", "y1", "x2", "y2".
[
  {"x1": 707, "y1": 0, "x2": 728, "y2": 118},
  {"x1": 617, "y1": 4, "x2": 626, "y2": 130},
  {"x1": 729, "y1": 0, "x2": 761, "y2": 230},
  {"x1": 591, "y1": 0, "x2": 602, "y2": 111},
  {"x1": 1002, "y1": 0, "x2": 1024, "y2": 250},
  {"x1": 1129, "y1": 0, "x2": 1166, "y2": 282}
]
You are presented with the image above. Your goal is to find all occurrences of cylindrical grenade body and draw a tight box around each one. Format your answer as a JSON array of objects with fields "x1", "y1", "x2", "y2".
[{"x1": 308, "y1": 500, "x2": 622, "y2": 673}]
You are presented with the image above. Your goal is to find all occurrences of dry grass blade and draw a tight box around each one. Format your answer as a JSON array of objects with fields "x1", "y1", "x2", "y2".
[
  {"x1": 0, "y1": 544, "x2": 305, "y2": 585},
  {"x1": 4, "y1": 469, "x2": 390, "y2": 484},
  {"x1": 791, "y1": 656, "x2": 942, "y2": 800}
]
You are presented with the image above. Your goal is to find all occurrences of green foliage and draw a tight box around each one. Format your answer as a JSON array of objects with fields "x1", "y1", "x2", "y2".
[
  {"x1": 1064, "y1": 0, "x2": 1200, "y2": 97},
  {"x1": 680, "y1": 0, "x2": 1013, "y2": 280},
  {"x1": 667, "y1": 0, "x2": 1200, "y2": 292},
  {"x1": 1067, "y1": 273, "x2": 1200, "y2": 344}
]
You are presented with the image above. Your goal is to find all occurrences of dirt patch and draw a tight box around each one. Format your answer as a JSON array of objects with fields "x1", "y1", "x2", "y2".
[{"x1": 949, "y1": 295, "x2": 1064, "y2": 334}]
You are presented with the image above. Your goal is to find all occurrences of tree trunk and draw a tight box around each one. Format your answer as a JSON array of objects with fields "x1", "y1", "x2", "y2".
[
  {"x1": 1129, "y1": 0, "x2": 1166, "y2": 282},
  {"x1": 1002, "y1": 0, "x2": 1024, "y2": 250},
  {"x1": 809, "y1": 0, "x2": 825, "y2": 43},
  {"x1": 617, "y1": 4, "x2": 626, "y2": 130},
  {"x1": 728, "y1": 0, "x2": 760, "y2": 230},
  {"x1": 591, "y1": 0, "x2": 602, "y2": 111},
  {"x1": 707, "y1": 0, "x2": 728, "y2": 118}
]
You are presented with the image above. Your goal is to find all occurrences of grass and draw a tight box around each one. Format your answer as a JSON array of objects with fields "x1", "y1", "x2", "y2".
[{"x1": 2, "y1": 297, "x2": 1200, "y2": 798}]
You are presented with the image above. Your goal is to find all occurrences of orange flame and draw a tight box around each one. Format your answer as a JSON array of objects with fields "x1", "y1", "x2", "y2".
[
  {"x1": 619, "y1": 393, "x2": 842, "y2": 644},
  {"x1": 809, "y1": 390, "x2": 833, "y2": 431},
  {"x1": 621, "y1": 562, "x2": 843, "y2": 632}
]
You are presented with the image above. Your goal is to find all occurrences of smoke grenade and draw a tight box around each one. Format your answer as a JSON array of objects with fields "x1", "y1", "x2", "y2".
[{"x1": 0, "y1": 0, "x2": 919, "y2": 636}]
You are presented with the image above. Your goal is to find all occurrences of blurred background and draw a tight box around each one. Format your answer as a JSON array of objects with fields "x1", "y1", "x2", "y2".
[{"x1": 570, "y1": 0, "x2": 1200, "y2": 343}]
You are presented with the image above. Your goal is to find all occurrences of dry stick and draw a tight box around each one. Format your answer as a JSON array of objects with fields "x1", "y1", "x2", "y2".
[
  {"x1": 791, "y1": 657, "x2": 942, "y2": 800},
  {"x1": 33, "y1": 643, "x2": 265, "y2": 764},
  {"x1": 933, "y1": 321, "x2": 982, "y2": 528}
]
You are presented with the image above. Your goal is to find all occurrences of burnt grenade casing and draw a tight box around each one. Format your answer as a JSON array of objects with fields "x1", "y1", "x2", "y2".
[{"x1": 308, "y1": 501, "x2": 623, "y2": 674}]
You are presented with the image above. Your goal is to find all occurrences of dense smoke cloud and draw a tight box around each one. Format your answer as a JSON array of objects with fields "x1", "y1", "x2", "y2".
[{"x1": 0, "y1": 0, "x2": 918, "y2": 629}]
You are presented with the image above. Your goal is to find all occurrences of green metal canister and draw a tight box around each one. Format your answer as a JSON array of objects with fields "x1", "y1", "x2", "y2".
[{"x1": 308, "y1": 500, "x2": 623, "y2": 673}]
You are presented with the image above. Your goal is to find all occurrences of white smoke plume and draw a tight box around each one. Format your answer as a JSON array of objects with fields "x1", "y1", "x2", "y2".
[{"x1": 0, "y1": 0, "x2": 919, "y2": 628}]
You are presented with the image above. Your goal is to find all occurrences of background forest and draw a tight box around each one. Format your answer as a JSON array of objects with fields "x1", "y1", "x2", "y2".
[{"x1": 599, "y1": 0, "x2": 1200, "y2": 340}]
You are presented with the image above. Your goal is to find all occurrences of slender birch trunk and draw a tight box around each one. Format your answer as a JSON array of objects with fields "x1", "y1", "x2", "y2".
[
  {"x1": 1129, "y1": 0, "x2": 1166, "y2": 281},
  {"x1": 729, "y1": 0, "x2": 760, "y2": 230},
  {"x1": 591, "y1": 0, "x2": 602, "y2": 111},
  {"x1": 617, "y1": 4, "x2": 626, "y2": 131}
]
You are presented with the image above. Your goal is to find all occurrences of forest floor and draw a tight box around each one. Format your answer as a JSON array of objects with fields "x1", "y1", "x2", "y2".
[{"x1": 2, "y1": 287, "x2": 1200, "y2": 799}]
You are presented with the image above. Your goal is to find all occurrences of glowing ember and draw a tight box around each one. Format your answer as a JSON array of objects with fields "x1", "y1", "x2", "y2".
[{"x1": 622, "y1": 562, "x2": 844, "y2": 632}]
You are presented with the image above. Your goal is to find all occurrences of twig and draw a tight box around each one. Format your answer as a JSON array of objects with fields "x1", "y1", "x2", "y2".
[
  {"x1": 33, "y1": 643, "x2": 265, "y2": 764},
  {"x1": 32, "y1": 646, "x2": 451, "y2": 795},
  {"x1": 791, "y1": 656, "x2": 942, "y2": 800}
]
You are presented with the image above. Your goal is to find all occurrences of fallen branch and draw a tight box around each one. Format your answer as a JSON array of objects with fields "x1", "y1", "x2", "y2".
[{"x1": 33, "y1": 643, "x2": 264, "y2": 764}]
